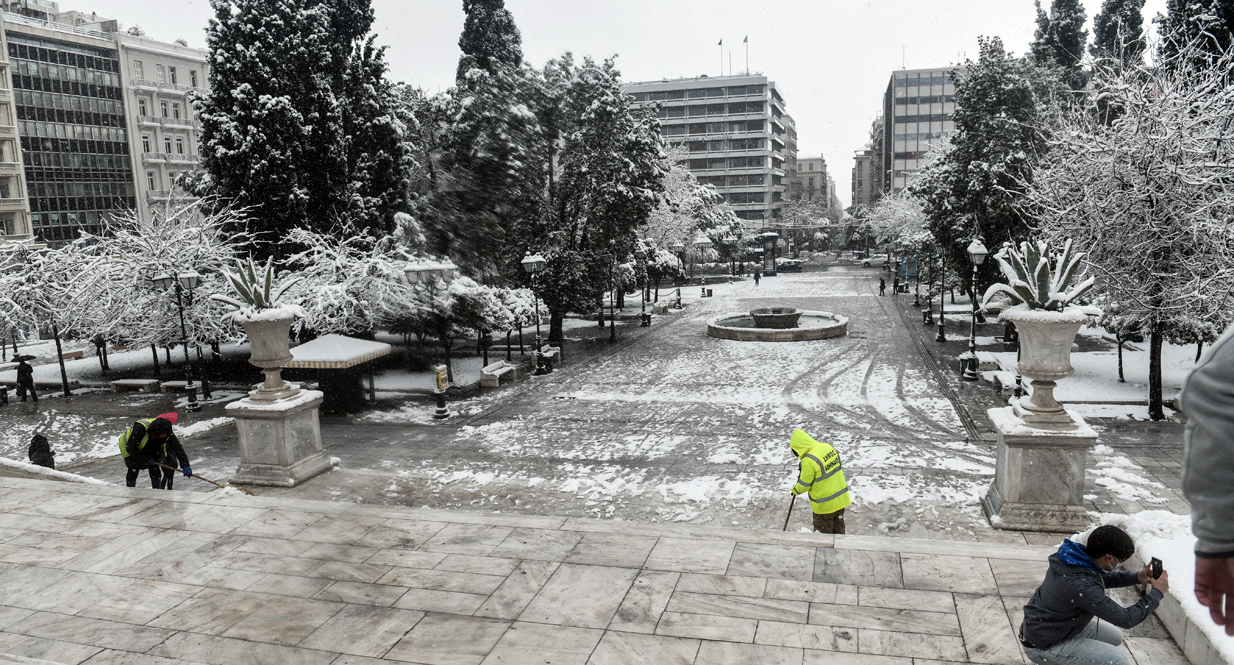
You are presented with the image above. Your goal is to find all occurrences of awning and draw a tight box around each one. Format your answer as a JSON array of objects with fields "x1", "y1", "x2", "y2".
[{"x1": 282, "y1": 334, "x2": 392, "y2": 370}]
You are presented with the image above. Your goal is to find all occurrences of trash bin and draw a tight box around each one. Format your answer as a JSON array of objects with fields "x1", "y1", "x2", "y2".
[
  {"x1": 922, "y1": 309, "x2": 934, "y2": 325},
  {"x1": 706, "y1": 288, "x2": 713, "y2": 298},
  {"x1": 641, "y1": 313, "x2": 652, "y2": 327}
]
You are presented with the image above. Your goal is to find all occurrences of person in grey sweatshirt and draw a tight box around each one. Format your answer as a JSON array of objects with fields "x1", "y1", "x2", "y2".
[
  {"x1": 1021, "y1": 525, "x2": 1169, "y2": 665},
  {"x1": 1181, "y1": 324, "x2": 1234, "y2": 636}
]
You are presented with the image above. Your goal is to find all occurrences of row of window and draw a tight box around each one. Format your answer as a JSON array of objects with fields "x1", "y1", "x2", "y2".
[
  {"x1": 893, "y1": 131, "x2": 946, "y2": 141},
  {"x1": 670, "y1": 138, "x2": 765, "y2": 152},
  {"x1": 12, "y1": 58, "x2": 120, "y2": 87},
  {"x1": 131, "y1": 61, "x2": 198, "y2": 87},
  {"x1": 893, "y1": 95, "x2": 955, "y2": 105},
  {"x1": 145, "y1": 170, "x2": 189, "y2": 191},
  {"x1": 12, "y1": 74, "x2": 123, "y2": 101},
  {"x1": 18, "y1": 119, "x2": 127, "y2": 143},
  {"x1": 141, "y1": 134, "x2": 190, "y2": 155},
  {"x1": 892, "y1": 113, "x2": 951, "y2": 124},
  {"x1": 31, "y1": 196, "x2": 135, "y2": 214},
  {"x1": 661, "y1": 120, "x2": 766, "y2": 136},
  {"x1": 30, "y1": 181, "x2": 134, "y2": 198},
  {"x1": 893, "y1": 74, "x2": 951, "y2": 87},
  {"x1": 893, "y1": 152, "x2": 928, "y2": 160},
  {"x1": 630, "y1": 84, "x2": 765, "y2": 102},
  {"x1": 696, "y1": 174, "x2": 767, "y2": 187},
  {"x1": 22, "y1": 136, "x2": 130, "y2": 156},
  {"x1": 654, "y1": 102, "x2": 765, "y2": 119},
  {"x1": 15, "y1": 89, "x2": 124, "y2": 117},
  {"x1": 725, "y1": 192, "x2": 765, "y2": 204},
  {"x1": 17, "y1": 106, "x2": 125, "y2": 129},
  {"x1": 7, "y1": 38, "x2": 120, "y2": 73},
  {"x1": 24, "y1": 151, "x2": 132, "y2": 170},
  {"x1": 688, "y1": 156, "x2": 768, "y2": 170}
]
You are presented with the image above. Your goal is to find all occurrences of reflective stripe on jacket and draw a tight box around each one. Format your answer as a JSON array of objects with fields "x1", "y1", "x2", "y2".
[
  {"x1": 118, "y1": 418, "x2": 156, "y2": 458},
  {"x1": 789, "y1": 429, "x2": 851, "y2": 515}
]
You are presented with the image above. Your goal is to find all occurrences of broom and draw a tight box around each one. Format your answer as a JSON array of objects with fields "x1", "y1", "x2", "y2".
[{"x1": 152, "y1": 461, "x2": 255, "y2": 496}]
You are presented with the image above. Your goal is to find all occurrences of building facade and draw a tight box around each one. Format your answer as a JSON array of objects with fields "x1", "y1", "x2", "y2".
[
  {"x1": 795, "y1": 155, "x2": 828, "y2": 202},
  {"x1": 851, "y1": 148, "x2": 876, "y2": 210},
  {"x1": 0, "y1": 19, "x2": 32, "y2": 241},
  {"x1": 881, "y1": 67, "x2": 957, "y2": 194},
  {"x1": 624, "y1": 74, "x2": 796, "y2": 227}
]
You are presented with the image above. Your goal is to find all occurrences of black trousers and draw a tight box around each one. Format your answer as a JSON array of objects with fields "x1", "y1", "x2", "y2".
[
  {"x1": 125, "y1": 457, "x2": 174, "y2": 489},
  {"x1": 17, "y1": 380, "x2": 36, "y2": 402},
  {"x1": 812, "y1": 508, "x2": 846, "y2": 534}
]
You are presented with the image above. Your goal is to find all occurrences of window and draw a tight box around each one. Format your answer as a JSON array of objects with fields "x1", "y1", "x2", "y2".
[
  {"x1": 164, "y1": 137, "x2": 172, "y2": 153},
  {"x1": 146, "y1": 171, "x2": 156, "y2": 190},
  {"x1": 132, "y1": 60, "x2": 143, "y2": 79},
  {"x1": 156, "y1": 64, "x2": 165, "y2": 82},
  {"x1": 138, "y1": 98, "x2": 147, "y2": 116},
  {"x1": 172, "y1": 103, "x2": 181, "y2": 119},
  {"x1": 168, "y1": 66, "x2": 177, "y2": 84},
  {"x1": 160, "y1": 101, "x2": 168, "y2": 118},
  {"x1": 141, "y1": 135, "x2": 151, "y2": 152},
  {"x1": 175, "y1": 137, "x2": 184, "y2": 154},
  {"x1": 189, "y1": 70, "x2": 198, "y2": 87},
  {"x1": 808, "y1": 177, "x2": 815, "y2": 188}
]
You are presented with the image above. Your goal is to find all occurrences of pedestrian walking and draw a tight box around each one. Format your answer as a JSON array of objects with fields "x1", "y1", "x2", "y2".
[
  {"x1": 788, "y1": 429, "x2": 851, "y2": 533},
  {"x1": 1020, "y1": 525, "x2": 1168, "y2": 665},
  {"x1": 15, "y1": 357, "x2": 35, "y2": 403},
  {"x1": 878, "y1": 277, "x2": 886, "y2": 296},
  {"x1": 118, "y1": 412, "x2": 191, "y2": 489},
  {"x1": 893, "y1": 276, "x2": 900, "y2": 295},
  {"x1": 753, "y1": 266, "x2": 761, "y2": 286},
  {"x1": 27, "y1": 433, "x2": 54, "y2": 469},
  {"x1": 1180, "y1": 323, "x2": 1234, "y2": 635}
]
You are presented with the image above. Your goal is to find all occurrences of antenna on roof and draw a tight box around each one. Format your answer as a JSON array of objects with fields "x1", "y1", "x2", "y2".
[{"x1": 902, "y1": 45, "x2": 906, "y2": 70}]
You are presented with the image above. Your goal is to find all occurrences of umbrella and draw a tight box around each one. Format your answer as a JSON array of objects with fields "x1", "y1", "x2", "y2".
[{"x1": 12, "y1": 355, "x2": 35, "y2": 362}]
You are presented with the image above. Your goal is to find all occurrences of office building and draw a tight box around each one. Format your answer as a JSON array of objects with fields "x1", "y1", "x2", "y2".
[
  {"x1": 851, "y1": 148, "x2": 876, "y2": 210},
  {"x1": 624, "y1": 74, "x2": 796, "y2": 227},
  {"x1": 0, "y1": 19, "x2": 31, "y2": 241},
  {"x1": 881, "y1": 67, "x2": 957, "y2": 193},
  {"x1": 795, "y1": 155, "x2": 828, "y2": 202}
]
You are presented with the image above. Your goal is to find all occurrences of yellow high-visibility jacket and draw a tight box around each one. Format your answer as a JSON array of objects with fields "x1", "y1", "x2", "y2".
[
  {"x1": 789, "y1": 429, "x2": 851, "y2": 515},
  {"x1": 118, "y1": 418, "x2": 157, "y2": 459}
]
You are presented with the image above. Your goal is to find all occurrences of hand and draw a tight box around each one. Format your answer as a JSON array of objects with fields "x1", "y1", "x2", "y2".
[
  {"x1": 1137, "y1": 563, "x2": 1153, "y2": 584},
  {"x1": 1149, "y1": 569, "x2": 1170, "y2": 594},
  {"x1": 147, "y1": 459, "x2": 156, "y2": 468},
  {"x1": 1195, "y1": 556, "x2": 1234, "y2": 635},
  {"x1": 182, "y1": 466, "x2": 192, "y2": 478}
]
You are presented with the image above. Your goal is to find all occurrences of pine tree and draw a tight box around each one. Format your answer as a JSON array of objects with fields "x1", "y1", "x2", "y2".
[
  {"x1": 1031, "y1": 0, "x2": 1089, "y2": 89},
  {"x1": 457, "y1": 0, "x2": 523, "y2": 81},
  {"x1": 1158, "y1": 0, "x2": 1234, "y2": 65},
  {"x1": 1091, "y1": 0, "x2": 1147, "y2": 64},
  {"x1": 342, "y1": 36, "x2": 411, "y2": 235}
]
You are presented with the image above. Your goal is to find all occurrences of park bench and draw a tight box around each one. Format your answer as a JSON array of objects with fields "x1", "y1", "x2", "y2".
[
  {"x1": 993, "y1": 371, "x2": 1020, "y2": 397},
  {"x1": 976, "y1": 351, "x2": 1001, "y2": 372},
  {"x1": 159, "y1": 380, "x2": 196, "y2": 394},
  {"x1": 0, "y1": 379, "x2": 80, "y2": 391},
  {"x1": 480, "y1": 361, "x2": 516, "y2": 388},
  {"x1": 110, "y1": 379, "x2": 160, "y2": 393},
  {"x1": 652, "y1": 303, "x2": 670, "y2": 315},
  {"x1": 0, "y1": 362, "x2": 15, "y2": 372},
  {"x1": 539, "y1": 345, "x2": 561, "y2": 363},
  {"x1": 60, "y1": 350, "x2": 84, "y2": 361}
]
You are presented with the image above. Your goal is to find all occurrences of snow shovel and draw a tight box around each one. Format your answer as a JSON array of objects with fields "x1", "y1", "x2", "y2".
[
  {"x1": 782, "y1": 494, "x2": 796, "y2": 531},
  {"x1": 152, "y1": 461, "x2": 255, "y2": 496}
]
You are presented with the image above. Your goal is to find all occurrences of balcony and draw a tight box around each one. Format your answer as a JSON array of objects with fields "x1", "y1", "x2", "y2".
[
  {"x1": 137, "y1": 115, "x2": 160, "y2": 127},
  {"x1": 146, "y1": 190, "x2": 171, "y2": 200},
  {"x1": 167, "y1": 153, "x2": 200, "y2": 164},
  {"x1": 133, "y1": 78, "x2": 160, "y2": 92},
  {"x1": 147, "y1": 190, "x2": 199, "y2": 203},
  {"x1": 162, "y1": 116, "x2": 194, "y2": 127},
  {"x1": 142, "y1": 152, "x2": 168, "y2": 164}
]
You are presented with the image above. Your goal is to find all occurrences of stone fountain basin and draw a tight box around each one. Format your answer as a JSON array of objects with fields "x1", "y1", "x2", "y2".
[
  {"x1": 750, "y1": 307, "x2": 802, "y2": 329},
  {"x1": 707, "y1": 311, "x2": 849, "y2": 342}
]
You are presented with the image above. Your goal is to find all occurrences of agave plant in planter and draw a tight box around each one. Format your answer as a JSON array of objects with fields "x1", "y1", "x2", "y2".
[
  {"x1": 982, "y1": 239, "x2": 1101, "y2": 428},
  {"x1": 211, "y1": 257, "x2": 306, "y2": 401}
]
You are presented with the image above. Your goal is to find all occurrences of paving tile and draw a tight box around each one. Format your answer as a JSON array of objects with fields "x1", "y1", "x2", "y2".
[
  {"x1": 116, "y1": 501, "x2": 213, "y2": 530},
  {"x1": 72, "y1": 528, "x2": 192, "y2": 575},
  {"x1": 565, "y1": 532, "x2": 657, "y2": 568},
  {"x1": 474, "y1": 560, "x2": 560, "y2": 620},
  {"x1": 489, "y1": 527, "x2": 583, "y2": 562},
  {"x1": 75, "y1": 649, "x2": 190, "y2": 664},
  {"x1": 78, "y1": 579, "x2": 201, "y2": 624},
  {"x1": 0, "y1": 605, "x2": 34, "y2": 631},
  {"x1": 644, "y1": 537, "x2": 735, "y2": 574},
  {"x1": 479, "y1": 622, "x2": 603, "y2": 665},
  {"x1": 764, "y1": 579, "x2": 854, "y2": 604},
  {"x1": 954, "y1": 593, "x2": 1025, "y2": 664},
  {"x1": 377, "y1": 566, "x2": 507, "y2": 595},
  {"x1": 298, "y1": 604, "x2": 424, "y2": 657},
  {"x1": 678, "y1": 572, "x2": 766, "y2": 597},
  {"x1": 206, "y1": 550, "x2": 322, "y2": 576},
  {"x1": 308, "y1": 560, "x2": 390, "y2": 583},
  {"x1": 291, "y1": 515, "x2": 386, "y2": 545},
  {"x1": 1126, "y1": 636, "x2": 1189, "y2": 665},
  {"x1": 814, "y1": 548, "x2": 902, "y2": 587},
  {"x1": 434, "y1": 553, "x2": 520, "y2": 576},
  {"x1": 0, "y1": 632, "x2": 102, "y2": 664},
  {"x1": 756, "y1": 619, "x2": 845, "y2": 651},
  {"x1": 217, "y1": 593, "x2": 344, "y2": 646},
  {"x1": 234, "y1": 536, "x2": 316, "y2": 557},
  {"x1": 518, "y1": 563, "x2": 638, "y2": 629},
  {"x1": 727, "y1": 542, "x2": 816, "y2": 581},
  {"x1": 354, "y1": 518, "x2": 447, "y2": 549},
  {"x1": 988, "y1": 558, "x2": 1047, "y2": 597},
  {"x1": 149, "y1": 630, "x2": 339, "y2": 665},
  {"x1": 857, "y1": 628, "x2": 967, "y2": 661},
  {"x1": 385, "y1": 613, "x2": 510, "y2": 665},
  {"x1": 298, "y1": 542, "x2": 380, "y2": 563},
  {"x1": 667, "y1": 591, "x2": 809, "y2": 623},
  {"x1": 421, "y1": 523, "x2": 515, "y2": 556},
  {"x1": 315, "y1": 580, "x2": 410, "y2": 607},
  {"x1": 856, "y1": 586, "x2": 954, "y2": 612},
  {"x1": 5, "y1": 611, "x2": 175, "y2": 652},
  {"x1": 367, "y1": 549, "x2": 449, "y2": 570},
  {"x1": 802, "y1": 652, "x2": 911, "y2": 665},
  {"x1": 608, "y1": 570, "x2": 679, "y2": 634},
  {"x1": 694, "y1": 640, "x2": 804, "y2": 665},
  {"x1": 808, "y1": 603, "x2": 961, "y2": 635},
  {"x1": 246, "y1": 573, "x2": 333, "y2": 599},
  {"x1": 181, "y1": 505, "x2": 268, "y2": 534},
  {"x1": 229, "y1": 509, "x2": 325, "y2": 539},
  {"x1": 654, "y1": 611, "x2": 757, "y2": 642},
  {"x1": 13, "y1": 571, "x2": 136, "y2": 614},
  {"x1": 900, "y1": 553, "x2": 998, "y2": 593},
  {"x1": 136, "y1": 534, "x2": 248, "y2": 583},
  {"x1": 394, "y1": 588, "x2": 489, "y2": 614},
  {"x1": 586, "y1": 630, "x2": 698, "y2": 665},
  {"x1": 175, "y1": 565, "x2": 268, "y2": 591}
]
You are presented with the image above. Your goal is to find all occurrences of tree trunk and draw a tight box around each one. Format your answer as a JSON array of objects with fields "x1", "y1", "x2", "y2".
[
  {"x1": 518, "y1": 325, "x2": 524, "y2": 356},
  {"x1": 1196, "y1": 341, "x2": 1203, "y2": 363},
  {"x1": 481, "y1": 330, "x2": 489, "y2": 367},
  {"x1": 211, "y1": 341, "x2": 221, "y2": 363},
  {"x1": 196, "y1": 346, "x2": 212, "y2": 399},
  {"x1": 151, "y1": 344, "x2": 161, "y2": 379},
  {"x1": 1148, "y1": 328, "x2": 1165, "y2": 421},
  {"x1": 598, "y1": 298, "x2": 605, "y2": 327},
  {"x1": 165, "y1": 346, "x2": 172, "y2": 364},
  {"x1": 506, "y1": 330, "x2": 512, "y2": 362},
  {"x1": 617, "y1": 291, "x2": 625, "y2": 309},
  {"x1": 52, "y1": 322, "x2": 70, "y2": 397},
  {"x1": 549, "y1": 311, "x2": 564, "y2": 348},
  {"x1": 101, "y1": 342, "x2": 109, "y2": 371},
  {"x1": 1116, "y1": 333, "x2": 1125, "y2": 383}
]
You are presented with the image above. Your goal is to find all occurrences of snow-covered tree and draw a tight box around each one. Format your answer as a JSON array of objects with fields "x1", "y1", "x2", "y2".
[
  {"x1": 867, "y1": 189, "x2": 927, "y2": 245},
  {"x1": 1158, "y1": 0, "x2": 1234, "y2": 67},
  {"x1": 457, "y1": 0, "x2": 523, "y2": 81},
  {"x1": 1022, "y1": 39, "x2": 1234, "y2": 419},
  {"x1": 641, "y1": 146, "x2": 740, "y2": 249},
  {"x1": 1091, "y1": 0, "x2": 1147, "y2": 65},
  {"x1": 1032, "y1": 0, "x2": 1089, "y2": 89},
  {"x1": 342, "y1": 36, "x2": 412, "y2": 235}
]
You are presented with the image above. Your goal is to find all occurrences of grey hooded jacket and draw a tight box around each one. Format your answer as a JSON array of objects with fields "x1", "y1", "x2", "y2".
[{"x1": 1181, "y1": 325, "x2": 1234, "y2": 557}]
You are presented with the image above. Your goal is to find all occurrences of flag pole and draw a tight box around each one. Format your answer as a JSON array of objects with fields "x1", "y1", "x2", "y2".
[
  {"x1": 745, "y1": 36, "x2": 749, "y2": 74},
  {"x1": 718, "y1": 39, "x2": 723, "y2": 76}
]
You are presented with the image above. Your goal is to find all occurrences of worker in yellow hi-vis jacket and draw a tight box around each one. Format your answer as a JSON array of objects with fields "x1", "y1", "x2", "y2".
[{"x1": 789, "y1": 428, "x2": 852, "y2": 533}]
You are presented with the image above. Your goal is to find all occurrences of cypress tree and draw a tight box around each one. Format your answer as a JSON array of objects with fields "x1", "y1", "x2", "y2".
[
  {"x1": 1030, "y1": 0, "x2": 1089, "y2": 89},
  {"x1": 1091, "y1": 0, "x2": 1147, "y2": 65},
  {"x1": 457, "y1": 0, "x2": 524, "y2": 81}
]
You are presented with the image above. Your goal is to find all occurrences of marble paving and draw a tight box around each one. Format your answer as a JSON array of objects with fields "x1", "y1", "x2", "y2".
[{"x1": 0, "y1": 477, "x2": 1188, "y2": 665}]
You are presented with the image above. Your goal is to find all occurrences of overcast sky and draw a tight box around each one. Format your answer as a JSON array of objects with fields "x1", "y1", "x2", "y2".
[{"x1": 89, "y1": 0, "x2": 1168, "y2": 207}]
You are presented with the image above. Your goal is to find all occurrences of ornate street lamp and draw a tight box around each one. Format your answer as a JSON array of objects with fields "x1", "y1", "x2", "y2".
[
  {"x1": 520, "y1": 253, "x2": 551, "y2": 374},
  {"x1": 691, "y1": 234, "x2": 713, "y2": 286},
  {"x1": 670, "y1": 242, "x2": 685, "y2": 309},
  {"x1": 960, "y1": 238, "x2": 988, "y2": 381},
  {"x1": 633, "y1": 245, "x2": 650, "y2": 327},
  {"x1": 935, "y1": 249, "x2": 947, "y2": 342},
  {"x1": 152, "y1": 270, "x2": 202, "y2": 412},
  {"x1": 405, "y1": 257, "x2": 458, "y2": 417}
]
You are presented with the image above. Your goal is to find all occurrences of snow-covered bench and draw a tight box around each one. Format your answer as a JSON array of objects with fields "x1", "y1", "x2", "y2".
[
  {"x1": 159, "y1": 381, "x2": 196, "y2": 394},
  {"x1": 993, "y1": 371, "x2": 1020, "y2": 397},
  {"x1": 110, "y1": 379, "x2": 160, "y2": 393},
  {"x1": 0, "y1": 378, "x2": 80, "y2": 390},
  {"x1": 652, "y1": 303, "x2": 670, "y2": 315},
  {"x1": 976, "y1": 351, "x2": 1001, "y2": 372},
  {"x1": 60, "y1": 350, "x2": 84, "y2": 360},
  {"x1": 539, "y1": 345, "x2": 561, "y2": 363},
  {"x1": 0, "y1": 362, "x2": 15, "y2": 371},
  {"x1": 480, "y1": 361, "x2": 516, "y2": 388}
]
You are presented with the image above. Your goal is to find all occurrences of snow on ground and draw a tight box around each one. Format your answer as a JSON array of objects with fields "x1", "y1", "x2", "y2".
[{"x1": 1088, "y1": 444, "x2": 1169, "y2": 504}]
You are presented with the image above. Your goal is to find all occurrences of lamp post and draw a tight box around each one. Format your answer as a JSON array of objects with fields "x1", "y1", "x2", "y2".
[
  {"x1": 152, "y1": 271, "x2": 201, "y2": 412},
  {"x1": 405, "y1": 258, "x2": 458, "y2": 416},
  {"x1": 960, "y1": 238, "x2": 988, "y2": 381},
  {"x1": 913, "y1": 251, "x2": 921, "y2": 307},
  {"x1": 692, "y1": 234, "x2": 713, "y2": 291},
  {"x1": 520, "y1": 253, "x2": 551, "y2": 374},
  {"x1": 603, "y1": 252, "x2": 618, "y2": 343},
  {"x1": 633, "y1": 245, "x2": 650, "y2": 327},
  {"x1": 935, "y1": 249, "x2": 947, "y2": 342},
  {"x1": 670, "y1": 242, "x2": 684, "y2": 309}
]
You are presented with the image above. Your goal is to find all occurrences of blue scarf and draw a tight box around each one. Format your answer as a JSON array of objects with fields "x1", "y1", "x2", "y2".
[{"x1": 1057, "y1": 538, "x2": 1103, "y2": 572}]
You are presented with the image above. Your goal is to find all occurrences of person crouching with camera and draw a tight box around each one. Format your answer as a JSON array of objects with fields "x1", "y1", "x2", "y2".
[{"x1": 1020, "y1": 525, "x2": 1169, "y2": 665}]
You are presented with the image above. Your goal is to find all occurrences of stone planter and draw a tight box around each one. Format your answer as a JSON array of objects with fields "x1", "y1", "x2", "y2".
[
  {"x1": 999, "y1": 306, "x2": 1090, "y2": 430},
  {"x1": 237, "y1": 310, "x2": 299, "y2": 402},
  {"x1": 750, "y1": 308, "x2": 802, "y2": 329}
]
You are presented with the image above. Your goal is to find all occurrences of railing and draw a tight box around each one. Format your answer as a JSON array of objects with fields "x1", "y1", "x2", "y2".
[
  {"x1": 166, "y1": 153, "x2": 199, "y2": 163},
  {"x1": 0, "y1": 11, "x2": 111, "y2": 40},
  {"x1": 141, "y1": 152, "x2": 168, "y2": 162},
  {"x1": 137, "y1": 115, "x2": 159, "y2": 125},
  {"x1": 162, "y1": 117, "x2": 193, "y2": 127}
]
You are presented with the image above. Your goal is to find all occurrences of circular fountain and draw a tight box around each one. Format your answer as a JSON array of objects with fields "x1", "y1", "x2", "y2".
[{"x1": 707, "y1": 308, "x2": 848, "y2": 342}]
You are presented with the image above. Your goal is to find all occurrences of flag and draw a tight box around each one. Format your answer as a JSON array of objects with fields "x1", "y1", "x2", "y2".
[
  {"x1": 744, "y1": 36, "x2": 748, "y2": 43},
  {"x1": 718, "y1": 38, "x2": 722, "y2": 46}
]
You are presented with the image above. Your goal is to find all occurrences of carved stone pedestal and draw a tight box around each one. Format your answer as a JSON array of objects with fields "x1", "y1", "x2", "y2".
[
  {"x1": 982, "y1": 404, "x2": 1098, "y2": 532},
  {"x1": 228, "y1": 389, "x2": 333, "y2": 487}
]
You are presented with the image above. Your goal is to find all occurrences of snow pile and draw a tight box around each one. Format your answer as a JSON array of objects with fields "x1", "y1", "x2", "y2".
[
  {"x1": 0, "y1": 456, "x2": 109, "y2": 485},
  {"x1": 175, "y1": 417, "x2": 234, "y2": 438},
  {"x1": 1084, "y1": 512, "x2": 1234, "y2": 663},
  {"x1": 1089, "y1": 444, "x2": 1167, "y2": 503}
]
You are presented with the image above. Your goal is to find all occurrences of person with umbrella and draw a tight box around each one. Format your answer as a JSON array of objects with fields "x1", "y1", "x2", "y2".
[
  {"x1": 118, "y1": 412, "x2": 191, "y2": 489},
  {"x1": 14, "y1": 355, "x2": 36, "y2": 403}
]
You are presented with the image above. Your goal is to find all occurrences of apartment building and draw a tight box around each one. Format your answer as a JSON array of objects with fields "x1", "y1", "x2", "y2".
[
  {"x1": 851, "y1": 148, "x2": 876, "y2": 210},
  {"x1": 881, "y1": 67, "x2": 957, "y2": 193},
  {"x1": 795, "y1": 155, "x2": 827, "y2": 202},
  {"x1": 624, "y1": 74, "x2": 796, "y2": 227},
  {"x1": 0, "y1": 20, "x2": 31, "y2": 241}
]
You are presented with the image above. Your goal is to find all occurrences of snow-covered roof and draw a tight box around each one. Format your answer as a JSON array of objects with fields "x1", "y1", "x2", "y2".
[{"x1": 283, "y1": 334, "x2": 391, "y2": 369}]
